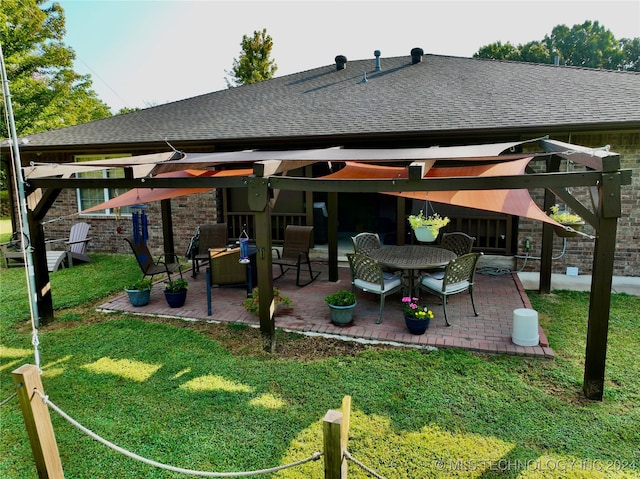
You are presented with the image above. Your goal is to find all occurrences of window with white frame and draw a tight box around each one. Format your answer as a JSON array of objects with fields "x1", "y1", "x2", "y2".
[{"x1": 75, "y1": 154, "x2": 132, "y2": 215}]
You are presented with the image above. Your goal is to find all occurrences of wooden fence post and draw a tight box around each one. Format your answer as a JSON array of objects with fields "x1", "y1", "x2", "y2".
[
  {"x1": 323, "y1": 396, "x2": 351, "y2": 479},
  {"x1": 12, "y1": 364, "x2": 64, "y2": 479}
]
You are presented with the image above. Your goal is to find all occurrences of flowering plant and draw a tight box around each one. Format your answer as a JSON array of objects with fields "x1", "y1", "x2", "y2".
[
  {"x1": 407, "y1": 210, "x2": 450, "y2": 233},
  {"x1": 402, "y1": 296, "x2": 434, "y2": 320},
  {"x1": 548, "y1": 205, "x2": 583, "y2": 224}
]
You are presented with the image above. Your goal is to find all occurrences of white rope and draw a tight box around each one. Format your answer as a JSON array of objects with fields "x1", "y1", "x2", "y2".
[
  {"x1": 3, "y1": 80, "x2": 41, "y2": 373},
  {"x1": 344, "y1": 450, "x2": 387, "y2": 479},
  {"x1": 32, "y1": 389, "x2": 321, "y2": 477},
  {"x1": 0, "y1": 392, "x2": 17, "y2": 407}
]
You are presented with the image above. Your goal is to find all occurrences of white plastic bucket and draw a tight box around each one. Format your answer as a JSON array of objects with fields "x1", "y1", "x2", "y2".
[{"x1": 512, "y1": 308, "x2": 539, "y2": 346}]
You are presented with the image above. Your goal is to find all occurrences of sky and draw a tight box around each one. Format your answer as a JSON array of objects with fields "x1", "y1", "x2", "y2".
[{"x1": 52, "y1": 0, "x2": 640, "y2": 113}]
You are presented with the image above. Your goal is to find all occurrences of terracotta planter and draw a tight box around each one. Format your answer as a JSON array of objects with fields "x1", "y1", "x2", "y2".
[{"x1": 404, "y1": 315, "x2": 430, "y2": 335}]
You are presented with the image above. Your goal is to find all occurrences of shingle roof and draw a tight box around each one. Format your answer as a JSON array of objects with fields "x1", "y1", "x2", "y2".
[{"x1": 16, "y1": 53, "x2": 640, "y2": 149}]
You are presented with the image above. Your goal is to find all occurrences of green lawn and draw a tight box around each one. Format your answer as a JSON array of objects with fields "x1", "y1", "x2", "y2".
[
  {"x1": 0, "y1": 216, "x2": 12, "y2": 242},
  {"x1": 1, "y1": 255, "x2": 638, "y2": 478}
]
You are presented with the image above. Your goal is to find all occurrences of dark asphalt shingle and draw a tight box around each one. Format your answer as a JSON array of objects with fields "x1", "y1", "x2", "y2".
[{"x1": 17, "y1": 53, "x2": 640, "y2": 148}]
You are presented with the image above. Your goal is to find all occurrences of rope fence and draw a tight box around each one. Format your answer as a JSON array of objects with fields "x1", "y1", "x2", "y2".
[
  {"x1": 1, "y1": 392, "x2": 17, "y2": 407},
  {"x1": 11, "y1": 364, "x2": 388, "y2": 479},
  {"x1": 33, "y1": 387, "x2": 321, "y2": 477},
  {"x1": 344, "y1": 451, "x2": 387, "y2": 479}
]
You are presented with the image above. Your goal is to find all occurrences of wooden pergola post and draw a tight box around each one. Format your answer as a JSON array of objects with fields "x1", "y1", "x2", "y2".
[
  {"x1": 248, "y1": 174, "x2": 276, "y2": 352},
  {"x1": 583, "y1": 155, "x2": 621, "y2": 400}
]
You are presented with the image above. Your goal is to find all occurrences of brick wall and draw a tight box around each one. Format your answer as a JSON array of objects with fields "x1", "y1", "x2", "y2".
[
  {"x1": 517, "y1": 131, "x2": 639, "y2": 276},
  {"x1": 42, "y1": 189, "x2": 220, "y2": 258},
  {"x1": 7, "y1": 132, "x2": 640, "y2": 277}
]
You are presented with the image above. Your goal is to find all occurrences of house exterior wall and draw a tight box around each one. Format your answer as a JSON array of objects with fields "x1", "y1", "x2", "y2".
[
  {"x1": 6, "y1": 131, "x2": 639, "y2": 277},
  {"x1": 42, "y1": 188, "x2": 220, "y2": 258},
  {"x1": 517, "y1": 131, "x2": 639, "y2": 276}
]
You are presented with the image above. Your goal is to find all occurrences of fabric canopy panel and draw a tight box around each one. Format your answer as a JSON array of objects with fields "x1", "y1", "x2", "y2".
[
  {"x1": 322, "y1": 159, "x2": 561, "y2": 226},
  {"x1": 80, "y1": 168, "x2": 252, "y2": 213}
]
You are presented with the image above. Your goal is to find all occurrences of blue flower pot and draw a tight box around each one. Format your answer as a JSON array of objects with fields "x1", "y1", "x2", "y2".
[
  {"x1": 164, "y1": 289, "x2": 187, "y2": 308},
  {"x1": 328, "y1": 302, "x2": 357, "y2": 325},
  {"x1": 125, "y1": 288, "x2": 151, "y2": 307},
  {"x1": 404, "y1": 315, "x2": 430, "y2": 335}
]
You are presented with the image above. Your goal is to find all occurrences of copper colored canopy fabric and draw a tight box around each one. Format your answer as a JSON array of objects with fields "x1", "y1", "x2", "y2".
[
  {"x1": 322, "y1": 159, "x2": 561, "y2": 226},
  {"x1": 81, "y1": 169, "x2": 252, "y2": 213}
]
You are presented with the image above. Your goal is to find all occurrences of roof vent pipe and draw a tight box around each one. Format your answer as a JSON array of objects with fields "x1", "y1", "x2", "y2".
[
  {"x1": 554, "y1": 54, "x2": 560, "y2": 66},
  {"x1": 335, "y1": 55, "x2": 347, "y2": 70},
  {"x1": 411, "y1": 47, "x2": 424, "y2": 64},
  {"x1": 374, "y1": 50, "x2": 382, "y2": 72}
]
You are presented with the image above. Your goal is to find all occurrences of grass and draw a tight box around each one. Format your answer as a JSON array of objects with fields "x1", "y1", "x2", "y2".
[
  {"x1": 0, "y1": 216, "x2": 12, "y2": 242},
  {"x1": 1, "y1": 255, "x2": 639, "y2": 478}
]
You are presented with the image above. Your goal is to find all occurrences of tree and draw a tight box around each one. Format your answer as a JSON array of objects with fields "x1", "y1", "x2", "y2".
[
  {"x1": 474, "y1": 20, "x2": 639, "y2": 71},
  {"x1": 0, "y1": 0, "x2": 112, "y2": 137},
  {"x1": 225, "y1": 28, "x2": 278, "y2": 87}
]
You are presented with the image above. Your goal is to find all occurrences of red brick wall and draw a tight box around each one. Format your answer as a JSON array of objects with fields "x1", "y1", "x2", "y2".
[
  {"x1": 42, "y1": 189, "x2": 220, "y2": 258},
  {"x1": 517, "y1": 131, "x2": 639, "y2": 276}
]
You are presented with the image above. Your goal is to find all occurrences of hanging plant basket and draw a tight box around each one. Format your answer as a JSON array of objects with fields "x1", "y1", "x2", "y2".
[
  {"x1": 553, "y1": 221, "x2": 585, "y2": 238},
  {"x1": 408, "y1": 210, "x2": 450, "y2": 243},
  {"x1": 413, "y1": 226, "x2": 440, "y2": 242}
]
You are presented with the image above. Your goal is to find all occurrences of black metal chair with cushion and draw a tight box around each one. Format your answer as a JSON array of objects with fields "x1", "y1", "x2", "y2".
[
  {"x1": 191, "y1": 223, "x2": 228, "y2": 278},
  {"x1": 418, "y1": 252, "x2": 483, "y2": 326},
  {"x1": 439, "y1": 232, "x2": 476, "y2": 257},
  {"x1": 125, "y1": 237, "x2": 183, "y2": 281},
  {"x1": 351, "y1": 232, "x2": 382, "y2": 256},
  {"x1": 427, "y1": 232, "x2": 476, "y2": 279},
  {"x1": 352, "y1": 231, "x2": 402, "y2": 278},
  {"x1": 347, "y1": 253, "x2": 403, "y2": 324},
  {"x1": 272, "y1": 225, "x2": 320, "y2": 287}
]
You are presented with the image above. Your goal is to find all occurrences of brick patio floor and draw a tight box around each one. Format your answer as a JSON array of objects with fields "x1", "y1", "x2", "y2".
[{"x1": 99, "y1": 262, "x2": 554, "y2": 358}]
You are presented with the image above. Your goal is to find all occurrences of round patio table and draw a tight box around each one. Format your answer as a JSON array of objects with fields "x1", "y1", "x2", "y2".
[{"x1": 368, "y1": 245, "x2": 456, "y2": 295}]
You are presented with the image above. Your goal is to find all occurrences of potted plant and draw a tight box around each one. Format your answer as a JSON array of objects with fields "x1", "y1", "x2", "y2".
[
  {"x1": 124, "y1": 278, "x2": 153, "y2": 307},
  {"x1": 402, "y1": 296, "x2": 434, "y2": 334},
  {"x1": 164, "y1": 278, "x2": 189, "y2": 308},
  {"x1": 242, "y1": 287, "x2": 292, "y2": 316},
  {"x1": 324, "y1": 289, "x2": 357, "y2": 325},
  {"x1": 408, "y1": 210, "x2": 450, "y2": 242},
  {"x1": 548, "y1": 205, "x2": 585, "y2": 238}
]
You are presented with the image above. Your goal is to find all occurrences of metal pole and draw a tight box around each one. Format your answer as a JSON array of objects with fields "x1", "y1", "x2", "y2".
[{"x1": 0, "y1": 42, "x2": 42, "y2": 334}]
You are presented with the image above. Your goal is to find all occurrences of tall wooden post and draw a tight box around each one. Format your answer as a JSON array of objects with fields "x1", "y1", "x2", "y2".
[
  {"x1": 12, "y1": 364, "x2": 64, "y2": 478},
  {"x1": 29, "y1": 212, "x2": 53, "y2": 326},
  {"x1": 247, "y1": 176, "x2": 275, "y2": 352},
  {"x1": 583, "y1": 158, "x2": 621, "y2": 400},
  {"x1": 327, "y1": 192, "x2": 338, "y2": 282},
  {"x1": 539, "y1": 156, "x2": 561, "y2": 294},
  {"x1": 160, "y1": 199, "x2": 175, "y2": 257}
]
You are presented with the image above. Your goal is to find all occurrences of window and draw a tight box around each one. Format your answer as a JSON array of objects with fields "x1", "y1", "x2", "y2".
[{"x1": 75, "y1": 154, "x2": 132, "y2": 215}]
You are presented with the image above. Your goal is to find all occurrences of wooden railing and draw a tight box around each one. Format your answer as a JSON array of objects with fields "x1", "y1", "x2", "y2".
[{"x1": 443, "y1": 215, "x2": 513, "y2": 255}]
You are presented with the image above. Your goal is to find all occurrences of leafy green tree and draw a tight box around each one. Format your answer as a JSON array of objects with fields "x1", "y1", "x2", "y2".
[
  {"x1": 0, "y1": 0, "x2": 111, "y2": 137},
  {"x1": 475, "y1": 20, "x2": 639, "y2": 71},
  {"x1": 225, "y1": 28, "x2": 278, "y2": 87}
]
